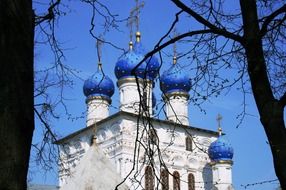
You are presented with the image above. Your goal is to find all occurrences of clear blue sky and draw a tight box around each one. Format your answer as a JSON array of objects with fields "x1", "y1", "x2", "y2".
[{"x1": 31, "y1": 1, "x2": 283, "y2": 189}]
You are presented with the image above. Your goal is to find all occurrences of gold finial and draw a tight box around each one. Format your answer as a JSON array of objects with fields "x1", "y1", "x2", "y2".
[
  {"x1": 173, "y1": 56, "x2": 177, "y2": 64},
  {"x1": 218, "y1": 127, "x2": 222, "y2": 136},
  {"x1": 216, "y1": 114, "x2": 223, "y2": 136},
  {"x1": 136, "y1": 31, "x2": 141, "y2": 42},
  {"x1": 129, "y1": 41, "x2": 133, "y2": 50}
]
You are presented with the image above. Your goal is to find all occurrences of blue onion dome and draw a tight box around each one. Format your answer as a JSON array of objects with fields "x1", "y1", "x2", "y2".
[
  {"x1": 83, "y1": 63, "x2": 115, "y2": 100},
  {"x1": 160, "y1": 57, "x2": 192, "y2": 94},
  {"x1": 208, "y1": 129, "x2": 234, "y2": 162},
  {"x1": 133, "y1": 32, "x2": 160, "y2": 80},
  {"x1": 114, "y1": 41, "x2": 147, "y2": 80}
]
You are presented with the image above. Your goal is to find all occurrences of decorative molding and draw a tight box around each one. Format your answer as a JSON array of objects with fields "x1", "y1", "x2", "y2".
[
  {"x1": 209, "y1": 160, "x2": 233, "y2": 166},
  {"x1": 117, "y1": 77, "x2": 151, "y2": 87},
  {"x1": 163, "y1": 91, "x2": 189, "y2": 100},
  {"x1": 86, "y1": 95, "x2": 111, "y2": 104}
]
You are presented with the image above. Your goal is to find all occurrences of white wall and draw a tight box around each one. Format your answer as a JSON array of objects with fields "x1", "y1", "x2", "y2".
[{"x1": 58, "y1": 113, "x2": 221, "y2": 190}]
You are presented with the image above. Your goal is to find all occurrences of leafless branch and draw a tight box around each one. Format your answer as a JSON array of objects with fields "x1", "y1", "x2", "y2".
[{"x1": 260, "y1": 4, "x2": 286, "y2": 36}]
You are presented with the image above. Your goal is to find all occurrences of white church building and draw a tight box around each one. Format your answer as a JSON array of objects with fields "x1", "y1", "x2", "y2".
[{"x1": 56, "y1": 32, "x2": 234, "y2": 190}]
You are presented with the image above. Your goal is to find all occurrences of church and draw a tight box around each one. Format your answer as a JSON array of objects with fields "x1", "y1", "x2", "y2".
[{"x1": 55, "y1": 31, "x2": 234, "y2": 190}]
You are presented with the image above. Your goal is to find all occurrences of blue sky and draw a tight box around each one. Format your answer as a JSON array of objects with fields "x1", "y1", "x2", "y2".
[{"x1": 31, "y1": 1, "x2": 283, "y2": 189}]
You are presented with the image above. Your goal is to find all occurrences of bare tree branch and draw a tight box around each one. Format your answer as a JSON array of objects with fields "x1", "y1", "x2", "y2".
[
  {"x1": 35, "y1": 0, "x2": 62, "y2": 25},
  {"x1": 260, "y1": 4, "x2": 286, "y2": 36},
  {"x1": 171, "y1": 0, "x2": 244, "y2": 43}
]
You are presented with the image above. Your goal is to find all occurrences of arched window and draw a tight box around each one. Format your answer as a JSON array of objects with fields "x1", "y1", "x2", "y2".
[
  {"x1": 148, "y1": 129, "x2": 158, "y2": 145},
  {"x1": 186, "y1": 136, "x2": 192, "y2": 151},
  {"x1": 160, "y1": 168, "x2": 169, "y2": 190},
  {"x1": 188, "y1": 173, "x2": 195, "y2": 190},
  {"x1": 173, "y1": 171, "x2": 180, "y2": 190},
  {"x1": 145, "y1": 166, "x2": 154, "y2": 190}
]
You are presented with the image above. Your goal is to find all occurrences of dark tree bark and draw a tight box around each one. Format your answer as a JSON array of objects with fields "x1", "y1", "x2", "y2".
[
  {"x1": 240, "y1": 0, "x2": 286, "y2": 188},
  {"x1": 0, "y1": 0, "x2": 34, "y2": 189}
]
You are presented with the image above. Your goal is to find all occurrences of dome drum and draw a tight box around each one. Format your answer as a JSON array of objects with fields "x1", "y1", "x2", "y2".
[
  {"x1": 162, "y1": 91, "x2": 190, "y2": 100},
  {"x1": 116, "y1": 77, "x2": 152, "y2": 87},
  {"x1": 85, "y1": 95, "x2": 112, "y2": 104}
]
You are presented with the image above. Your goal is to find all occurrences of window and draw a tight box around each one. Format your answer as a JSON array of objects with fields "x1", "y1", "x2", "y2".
[
  {"x1": 145, "y1": 166, "x2": 154, "y2": 190},
  {"x1": 173, "y1": 171, "x2": 180, "y2": 190},
  {"x1": 186, "y1": 136, "x2": 192, "y2": 151},
  {"x1": 188, "y1": 173, "x2": 195, "y2": 190},
  {"x1": 148, "y1": 129, "x2": 158, "y2": 145},
  {"x1": 160, "y1": 168, "x2": 169, "y2": 190}
]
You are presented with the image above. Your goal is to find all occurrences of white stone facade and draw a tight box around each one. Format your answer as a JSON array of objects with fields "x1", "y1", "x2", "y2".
[
  {"x1": 58, "y1": 68, "x2": 233, "y2": 190},
  {"x1": 57, "y1": 111, "x2": 232, "y2": 190}
]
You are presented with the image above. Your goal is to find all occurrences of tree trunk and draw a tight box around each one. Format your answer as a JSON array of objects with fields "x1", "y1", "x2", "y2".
[
  {"x1": 262, "y1": 103, "x2": 286, "y2": 189},
  {"x1": 0, "y1": 0, "x2": 34, "y2": 189},
  {"x1": 240, "y1": 0, "x2": 286, "y2": 189}
]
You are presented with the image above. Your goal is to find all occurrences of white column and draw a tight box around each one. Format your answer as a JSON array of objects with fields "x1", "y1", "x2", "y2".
[
  {"x1": 118, "y1": 78, "x2": 152, "y2": 115},
  {"x1": 211, "y1": 161, "x2": 233, "y2": 190},
  {"x1": 164, "y1": 93, "x2": 189, "y2": 125},
  {"x1": 86, "y1": 97, "x2": 110, "y2": 127}
]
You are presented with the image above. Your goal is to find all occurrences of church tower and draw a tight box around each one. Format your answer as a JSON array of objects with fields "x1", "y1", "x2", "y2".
[
  {"x1": 114, "y1": 0, "x2": 159, "y2": 116},
  {"x1": 114, "y1": 37, "x2": 158, "y2": 115},
  {"x1": 208, "y1": 115, "x2": 234, "y2": 190},
  {"x1": 160, "y1": 55, "x2": 192, "y2": 125},
  {"x1": 83, "y1": 62, "x2": 115, "y2": 126}
]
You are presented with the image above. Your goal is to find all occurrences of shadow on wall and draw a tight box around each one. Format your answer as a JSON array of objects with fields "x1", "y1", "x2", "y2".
[{"x1": 203, "y1": 164, "x2": 213, "y2": 190}]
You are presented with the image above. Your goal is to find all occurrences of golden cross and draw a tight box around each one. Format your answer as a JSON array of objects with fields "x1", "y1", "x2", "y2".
[
  {"x1": 127, "y1": 14, "x2": 135, "y2": 42},
  {"x1": 135, "y1": 0, "x2": 144, "y2": 32},
  {"x1": 96, "y1": 36, "x2": 103, "y2": 69},
  {"x1": 173, "y1": 28, "x2": 178, "y2": 57},
  {"x1": 128, "y1": 0, "x2": 144, "y2": 36},
  {"x1": 216, "y1": 114, "x2": 223, "y2": 135},
  {"x1": 172, "y1": 28, "x2": 178, "y2": 64},
  {"x1": 216, "y1": 114, "x2": 222, "y2": 127},
  {"x1": 96, "y1": 35, "x2": 103, "y2": 63}
]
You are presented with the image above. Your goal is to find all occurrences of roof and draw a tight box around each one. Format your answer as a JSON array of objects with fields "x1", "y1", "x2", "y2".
[
  {"x1": 60, "y1": 144, "x2": 129, "y2": 190},
  {"x1": 55, "y1": 111, "x2": 219, "y2": 144}
]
